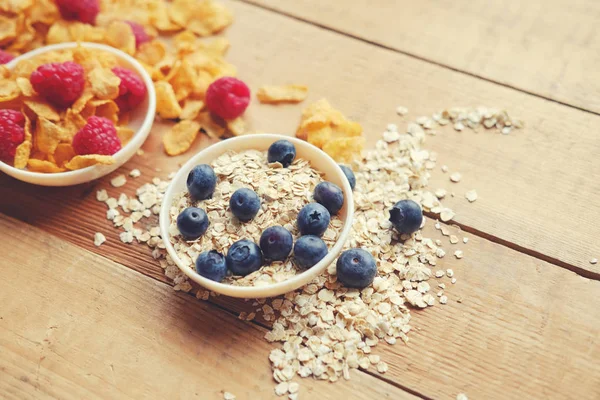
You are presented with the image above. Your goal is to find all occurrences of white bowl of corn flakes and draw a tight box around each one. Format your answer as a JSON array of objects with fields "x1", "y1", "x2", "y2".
[
  {"x1": 160, "y1": 134, "x2": 355, "y2": 298},
  {"x1": 0, "y1": 42, "x2": 155, "y2": 186}
]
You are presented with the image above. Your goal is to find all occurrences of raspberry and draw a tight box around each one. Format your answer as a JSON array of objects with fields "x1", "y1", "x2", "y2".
[
  {"x1": 30, "y1": 62, "x2": 85, "y2": 108},
  {"x1": 56, "y1": 0, "x2": 100, "y2": 25},
  {"x1": 205, "y1": 77, "x2": 251, "y2": 120},
  {"x1": 112, "y1": 67, "x2": 147, "y2": 112},
  {"x1": 72, "y1": 116, "x2": 122, "y2": 156},
  {"x1": 0, "y1": 110, "x2": 25, "y2": 162},
  {"x1": 0, "y1": 50, "x2": 14, "y2": 64},
  {"x1": 125, "y1": 21, "x2": 151, "y2": 48}
]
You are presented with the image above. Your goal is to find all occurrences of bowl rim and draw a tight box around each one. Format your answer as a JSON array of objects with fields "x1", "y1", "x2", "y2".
[
  {"x1": 0, "y1": 42, "x2": 156, "y2": 182},
  {"x1": 160, "y1": 134, "x2": 355, "y2": 298}
]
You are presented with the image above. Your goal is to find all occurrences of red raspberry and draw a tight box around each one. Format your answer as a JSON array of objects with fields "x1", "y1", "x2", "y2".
[
  {"x1": 72, "y1": 116, "x2": 122, "y2": 156},
  {"x1": 112, "y1": 67, "x2": 147, "y2": 112},
  {"x1": 56, "y1": 0, "x2": 100, "y2": 25},
  {"x1": 0, "y1": 50, "x2": 14, "y2": 64},
  {"x1": 30, "y1": 62, "x2": 85, "y2": 108},
  {"x1": 0, "y1": 110, "x2": 25, "y2": 162},
  {"x1": 125, "y1": 21, "x2": 151, "y2": 48},
  {"x1": 205, "y1": 77, "x2": 251, "y2": 120}
]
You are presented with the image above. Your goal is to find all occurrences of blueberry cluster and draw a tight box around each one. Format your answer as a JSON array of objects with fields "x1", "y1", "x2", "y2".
[{"x1": 176, "y1": 140, "x2": 423, "y2": 291}]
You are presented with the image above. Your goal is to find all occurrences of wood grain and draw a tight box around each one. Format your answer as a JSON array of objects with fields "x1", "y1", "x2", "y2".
[
  {"x1": 242, "y1": 0, "x2": 600, "y2": 114},
  {"x1": 0, "y1": 215, "x2": 416, "y2": 400}
]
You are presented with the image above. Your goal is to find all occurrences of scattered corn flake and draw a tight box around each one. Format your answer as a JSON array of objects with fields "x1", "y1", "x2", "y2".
[
  {"x1": 110, "y1": 174, "x2": 127, "y2": 188},
  {"x1": 155, "y1": 81, "x2": 182, "y2": 119},
  {"x1": 227, "y1": 117, "x2": 245, "y2": 136},
  {"x1": 257, "y1": 84, "x2": 308, "y2": 104},
  {"x1": 163, "y1": 120, "x2": 201, "y2": 156},
  {"x1": 94, "y1": 232, "x2": 106, "y2": 247},
  {"x1": 465, "y1": 190, "x2": 478, "y2": 202},
  {"x1": 450, "y1": 172, "x2": 462, "y2": 183}
]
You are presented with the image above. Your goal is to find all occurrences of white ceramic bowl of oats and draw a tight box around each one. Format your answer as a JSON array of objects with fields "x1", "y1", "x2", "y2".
[
  {"x1": 160, "y1": 134, "x2": 354, "y2": 298},
  {"x1": 0, "y1": 42, "x2": 155, "y2": 187}
]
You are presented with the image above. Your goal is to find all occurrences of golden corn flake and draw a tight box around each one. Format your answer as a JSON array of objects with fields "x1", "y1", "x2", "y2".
[
  {"x1": 92, "y1": 99, "x2": 119, "y2": 124},
  {"x1": 24, "y1": 99, "x2": 60, "y2": 121},
  {"x1": 0, "y1": 15, "x2": 18, "y2": 45},
  {"x1": 35, "y1": 117, "x2": 66, "y2": 155},
  {"x1": 155, "y1": 81, "x2": 182, "y2": 119},
  {"x1": 0, "y1": 79, "x2": 19, "y2": 102},
  {"x1": 27, "y1": 159, "x2": 66, "y2": 173},
  {"x1": 104, "y1": 21, "x2": 136, "y2": 56},
  {"x1": 180, "y1": 99, "x2": 205, "y2": 120},
  {"x1": 88, "y1": 68, "x2": 121, "y2": 100},
  {"x1": 227, "y1": 117, "x2": 245, "y2": 136},
  {"x1": 322, "y1": 137, "x2": 366, "y2": 163},
  {"x1": 197, "y1": 111, "x2": 225, "y2": 139},
  {"x1": 16, "y1": 77, "x2": 35, "y2": 97},
  {"x1": 13, "y1": 140, "x2": 32, "y2": 169},
  {"x1": 163, "y1": 120, "x2": 200, "y2": 156},
  {"x1": 51, "y1": 143, "x2": 75, "y2": 167},
  {"x1": 116, "y1": 126, "x2": 135, "y2": 146},
  {"x1": 257, "y1": 84, "x2": 308, "y2": 104},
  {"x1": 65, "y1": 155, "x2": 115, "y2": 170},
  {"x1": 136, "y1": 40, "x2": 166, "y2": 66},
  {"x1": 296, "y1": 99, "x2": 364, "y2": 162},
  {"x1": 63, "y1": 109, "x2": 87, "y2": 137},
  {"x1": 71, "y1": 88, "x2": 94, "y2": 114}
]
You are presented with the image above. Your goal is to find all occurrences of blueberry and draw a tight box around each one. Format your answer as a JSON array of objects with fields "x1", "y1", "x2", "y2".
[
  {"x1": 230, "y1": 188, "x2": 261, "y2": 222},
  {"x1": 294, "y1": 235, "x2": 328, "y2": 269},
  {"x1": 268, "y1": 139, "x2": 296, "y2": 167},
  {"x1": 195, "y1": 250, "x2": 227, "y2": 282},
  {"x1": 260, "y1": 226, "x2": 293, "y2": 262},
  {"x1": 297, "y1": 203, "x2": 330, "y2": 237},
  {"x1": 226, "y1": 239, "x2": 263, "y2": 276},
  {"x1": 176, "y1": 207, "x2": 209, "y2": 240},
  {"x1": 336, "y1": 248, "x2": 377, "y2": 288},
  {"x1": 187, "y1": 164, "x2": 217, "y2": 200},
  {"x1": 389, "y1": 199, "x2": 423, "y2": 235},
  {"x1": 314, "y1": 181, "x2": 344, "y2": 215},
  {"x1": 339, "y1": 165, "x2": 356, "y2": 190}
]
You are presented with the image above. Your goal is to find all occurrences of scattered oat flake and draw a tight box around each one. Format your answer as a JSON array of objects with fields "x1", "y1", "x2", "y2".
[
  {"x1": 454, "y1": 250, "x2": 464, "y2": 259},
  {"x1": 440, "y1": 296, "x2": 448, "y2": 305},
  {"x1": 130, "y1": 169, "x2": 141, "y2": 178},
  {"x1": 449, "y1": 235, "x2": 459, "y2": 244},
  {"x1": 456, "y1": 394, "x2": 468, "y2": 400},
  {"x1": 441, "y1": 165, "x2": 448, "y2": 173},
  {"x1": 136, "y1": 149, "x2": 145, "y2": 156},
  {"x1": 111, "y1": 174, "x2": 127, "y2": 188},
  {"x1": 463, "y1": 237, "x2": 469, "y2": 244},
  {"x1": 96, "y1": 189, "x2": 109, "y2": 202},
  {"x1": 447, "y1": 269, "x2": 454, "y2": 278},
  {"x1": 465, "y1": 190, "x2": 477, "y2": 202},
  {"x1": 590, "y1": 258, "x2": 598, "y2": 265},
  {"x1": 223, "y1": 392, "x2": 236, "y2": 400},
  {"x1": 396, "y1": 106, "x2": 408, "y2": 115},
  {"x1": 288, "y1": 382, "x2": 299, "y2": 394},
  {"x1": 94, "y1": 232, "x2": 106, "y2": 247},
  {"x1": 275, "y1": 382, "x2": 289, "y2": 396},
  {"x1": 450, "y1": 172, "x2": 461, "y2": 183},
  {"x1": 440, "y1": 209, "x2": 455, "y2": 222}
]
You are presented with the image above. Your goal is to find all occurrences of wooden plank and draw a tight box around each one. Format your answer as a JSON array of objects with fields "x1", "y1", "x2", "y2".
[
  {"x1": 0, "y1": 215, "x2": 416, "y2": 400},
  {"x1": 3, "y1": 205, "x2": 600, "y2": 399},
  {"x1": 1, "y1": 0, "x2": 598, "y2": 275},
  {"x1": 243, "y1": 0, "x2": 600, "y2": 114}
]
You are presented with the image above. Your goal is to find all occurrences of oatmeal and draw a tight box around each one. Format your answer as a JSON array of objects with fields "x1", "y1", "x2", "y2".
[{"x1": 168, "y1": 149, "x2": 344, "y2": 286}]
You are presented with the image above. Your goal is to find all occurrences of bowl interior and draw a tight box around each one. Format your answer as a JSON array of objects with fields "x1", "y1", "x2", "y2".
[
  {"x1": 160, "y1": 134, "x2": 354, "y2": 298},
  {"x1": 0, "y1": 42, "x2": 155, "y2": 186}
]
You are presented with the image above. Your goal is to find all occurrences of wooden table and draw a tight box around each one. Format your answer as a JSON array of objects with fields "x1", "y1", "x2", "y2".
[{"x1": 2, "y1": 1, "x2": 600, "y2": 399}]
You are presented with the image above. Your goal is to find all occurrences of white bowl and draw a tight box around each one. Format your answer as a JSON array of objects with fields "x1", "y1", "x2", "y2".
[
  {"x1": 160, "y1": 134, "x2": 355, "y2": 298},
  {"x1": 0, "y1": 42, "x2": 156, "y2": 186}
]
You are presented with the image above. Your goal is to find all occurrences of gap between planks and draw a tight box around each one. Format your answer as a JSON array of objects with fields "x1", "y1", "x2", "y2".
[
  {"x1": 423, "y1": 211, "x2": 600, "y2": 281},
  {"x1": 237, "y1": 0, "x2": 600, "y2": 118}
]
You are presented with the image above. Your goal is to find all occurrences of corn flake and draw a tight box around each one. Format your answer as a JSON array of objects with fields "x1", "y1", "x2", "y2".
[
  {"x1": 155, "y1": 81, "x2": 182, "y2": 119},
  {"x1": 27, "y1": 159, "x2": 66, "y2": 173},
  {"x1": 163, "y1": 120, "x2": 200, "y2": 156},
  {"x1": 36, "y1": 117, "x2": 66, "y2": 155},
  {"x1": 257, "y1": 84, "x2": 308, "y2": 104},
  {"x1": 88, "y1": 68, "x2": 121, "y2": 100},
  {"x1": 65, "y1": 155, "x2": 115, "y2": 170}
]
